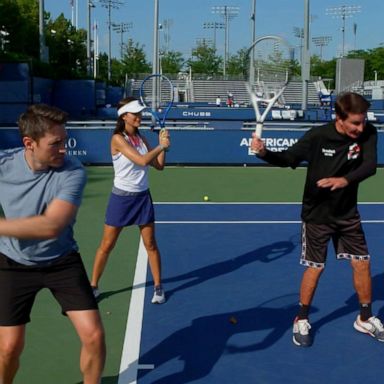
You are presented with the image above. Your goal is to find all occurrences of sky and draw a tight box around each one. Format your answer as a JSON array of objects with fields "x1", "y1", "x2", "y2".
[{"x1": 44, "y1": 0, "x2": 384, "y2": 66}]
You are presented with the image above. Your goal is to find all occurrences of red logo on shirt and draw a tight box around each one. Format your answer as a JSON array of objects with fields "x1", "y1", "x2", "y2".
[{"x1": 348, "y1": 143, "x2": 360, "y2": 160}]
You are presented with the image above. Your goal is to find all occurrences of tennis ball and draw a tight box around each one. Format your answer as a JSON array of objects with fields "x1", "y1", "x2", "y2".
[{"x1": 203, "y1": 195, "x2": 209, "y2": 201}]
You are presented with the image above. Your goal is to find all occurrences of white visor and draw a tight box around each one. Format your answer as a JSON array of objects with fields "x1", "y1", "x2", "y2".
[{"x1": 117, "y1": 100, "x2": 146, "y2": 116}]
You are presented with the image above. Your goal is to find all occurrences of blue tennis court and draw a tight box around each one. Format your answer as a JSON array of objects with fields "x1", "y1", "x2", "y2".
[{"x1": 117, "y1": 203, "x2": 384, "y2": 384}]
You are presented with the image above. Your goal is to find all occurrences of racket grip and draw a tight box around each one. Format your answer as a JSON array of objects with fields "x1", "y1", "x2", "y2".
[
  {"x1": 255, "y1": 123, "x2": 263, "y2": 138},
  {"x1": 159, "y1": 129, "x2": 170, "y2": 152}
]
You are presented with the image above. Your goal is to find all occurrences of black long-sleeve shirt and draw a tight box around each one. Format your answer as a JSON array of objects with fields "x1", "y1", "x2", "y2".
[{"x1": 260, "y1": 122, "x2": 377, "y2": 223}]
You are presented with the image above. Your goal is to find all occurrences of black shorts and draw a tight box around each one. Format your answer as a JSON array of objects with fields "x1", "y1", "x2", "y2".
[
  {"x1": 300, "y1": 216, "x2": 370, "y2": 269},
  {"x1": 0, "y1": 251, "x2": 98, "y2": 326}
]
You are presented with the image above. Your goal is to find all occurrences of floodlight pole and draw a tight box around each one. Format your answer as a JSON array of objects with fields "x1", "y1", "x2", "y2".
[
  {"x1": 312, "y1": 36, "x2": 332, "y2": 59},
  {"x1": 152, "y1": 0, "x2": 160, "y2": 115},
  {"x1": 293, "y1": 27, "x2": 304, "y2": 65},
  {"x1": 196, "y1": 38, "x2": 213, "y2": 48},
  {"x1": 326, "y1": 4, "x2": 361, "y2": 57},
  {"x1": 107, "y1": 5, "x2": 112, "y2": 80},
  {"x1": 93, "y1": 21, "x2": 99, "y2": 78},
  {"x1": 112, "y1": 22, "x2": 133, "y2": 58},
  {"x1": 162, "y1": 18, "x2": 173, "y2": 53},
  {"x1": 301, "y1": 0, "x2": 311, "y2": 111},
  {"x1": 203, "y1": 22, "x2": 224, "y2": 50},
  {"x1": 100, "y1": 0, "x2": 123, "y2": 82},
  {"x1": 212, "y1": 5, "x2": 239, "y2": 78},
  {"x1": 249, "y1": 0, "x2": 256, "y2": 86},
  {"x1": 87, "y1": 1, "x2": 96, "y2": 77},
  {"x1": 152, "y1": 0, "x2": 160, "y2": 77},
  {"x1": 39, "y1": 0, "x2": 48, "y2": 63}
]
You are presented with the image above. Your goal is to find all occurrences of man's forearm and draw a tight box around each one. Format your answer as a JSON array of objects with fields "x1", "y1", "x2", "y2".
[{"x1": 0, "y1": 216, "x2": 62, "y2": 239}]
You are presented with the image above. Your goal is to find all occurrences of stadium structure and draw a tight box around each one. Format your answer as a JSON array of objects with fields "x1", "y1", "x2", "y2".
[{"x1": 1, "y1": 60, "x2": 384, "y2": 166}]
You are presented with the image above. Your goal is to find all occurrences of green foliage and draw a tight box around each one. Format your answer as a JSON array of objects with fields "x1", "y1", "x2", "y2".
[
  {"x1": 45, "y1": 14, "x2": 88, "y2": 78},
  {"x1": 96, "y1": 53, "x2": 109, "y2": 82},
  {"x1": 226, "y1": 47, "x2": 248, "y2": 77},
  {"x1": 110, "y1": 58, "x2": 126, "y2": 85},
  {"x1": 160, "y1": 50, "x2": 184, "y2": 74},
  {"x1": 310, "y1": 55, "x2": 337, "y2": 86},
  {"x1": 0, "y1": 1, "x2": 88, "y2": 78},
  {"x1": 121, "y1": 39, "x2": 151, "y2": 78},
  {"x1": 347, "y1": 47, "x2": 384, "y2": 81},
  {"x1": 187, "y1": 42, "x2": 222, "y2": 76},
  {"x1": 0, "y1": 0, "x2": 39, "y2": 58}
]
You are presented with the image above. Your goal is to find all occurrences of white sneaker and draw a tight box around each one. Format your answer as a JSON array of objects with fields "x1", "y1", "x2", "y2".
[
  {"x1": 354, "y1": 315, "x2": 384, "y2": 342},
  {"x1": 292, "y1": 317, "x2": 312, "y2": 347},
  {"x1": 151, "y1": 286, "x2": 166, "y2": 304}
]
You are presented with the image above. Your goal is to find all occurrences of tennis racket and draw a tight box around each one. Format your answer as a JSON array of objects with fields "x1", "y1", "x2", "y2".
[
  {"x1": 139, "y1": 73, "x2": 175, "y2": 132},
  {"x1": 245, "y1": 35, "x2": 293, "y2": 139}
]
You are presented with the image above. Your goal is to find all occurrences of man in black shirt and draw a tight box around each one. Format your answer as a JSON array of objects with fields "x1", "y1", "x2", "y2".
[{"x1": 251, "y1": 92, "x2": 384, "y2": 347}]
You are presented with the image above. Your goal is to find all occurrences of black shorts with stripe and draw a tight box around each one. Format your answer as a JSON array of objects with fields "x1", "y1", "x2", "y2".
[{"x1": 300, "y1": 215, "x2": 369, "y2": 268}]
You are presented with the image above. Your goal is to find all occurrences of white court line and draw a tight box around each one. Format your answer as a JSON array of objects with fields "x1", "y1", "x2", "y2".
[
  {"x1": 154, "y1": 202, "x2": 384, "y2": 205},
  {"x1": 118, "y1": 237, "x2": 153, "y2": 384},
  {"x1": 155, "y1": 220, "x2": 384, "y2": 224},
  {"x1": 154, "y1": 202, "x2": 302, "y2": 205}
]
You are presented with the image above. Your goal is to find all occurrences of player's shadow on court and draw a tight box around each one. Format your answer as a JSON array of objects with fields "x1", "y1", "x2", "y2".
[
  {"x1": 133, "y1": 298, "x2": 317, "y2": 384},
  {"x1": 163, "y1": 240, "x2": 297, "y2": 301},
  {"x1": 311, "y1": 272, "x2": 384, "y2": 333},
  {"x1": 96, "y1": 286, "x2": 133, "y2": 302},
  {"x1": 95, "y1": 239, "x2": 297, "y2": 302}
]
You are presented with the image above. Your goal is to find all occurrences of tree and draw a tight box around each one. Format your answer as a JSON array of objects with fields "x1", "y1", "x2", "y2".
[
  {"x1": 226, "y1": 48, "x2": 248, "y2": 77},
  {"x1": 0, "y1": 1, "x2": 88, "y2": 78},
  {"x1": 111, "y1": 58, "x2": 126, "y2": 85},
  {"x1": 310, "y1": 55, "x2": 337, "y2": 86},
  {"x1": 347, "y1": 47, "x2": 384, "y2": 81},
  {"x1": 0, "y1": 0, "x2": 39, "y2": 59},
  {"x1": 97, "y1": 53, "x2": 109, "y2": 82},
  {"x1": 226, "y1": 45, "x2": 301, "y2": 82},
  {"x1": 45, "y1": 14, "x2": 87, "y2": 78},
  {"x1": 121, "y1": 39, "x2": 151, "y2": 78},
  {"x1": 187, "y1": 42, "x2": 222, "y2": 77},
  {"x1": 160, "y1": 50, "x2": 184, "y2": 74}
]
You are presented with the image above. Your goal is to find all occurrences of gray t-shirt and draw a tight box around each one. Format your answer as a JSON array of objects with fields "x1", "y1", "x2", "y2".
[{"x1": 0, "y1": 148, "x2": 86, "y2": 265}]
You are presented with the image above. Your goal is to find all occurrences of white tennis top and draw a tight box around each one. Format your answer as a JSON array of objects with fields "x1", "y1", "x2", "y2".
[{"x1": 112, "y1": 133, "x2": 149, "y2": 192}]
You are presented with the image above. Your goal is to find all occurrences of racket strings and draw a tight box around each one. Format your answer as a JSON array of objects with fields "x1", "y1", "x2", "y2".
[
  {"x1": 140, "y1": 78, "x2": 173, "y2": 109},
  {"x1": 248, "y1": 39, "x2": 291, "y2": 85},
  {"x1": 248, "y1": 47, "x2": 290, "y2": 102}
]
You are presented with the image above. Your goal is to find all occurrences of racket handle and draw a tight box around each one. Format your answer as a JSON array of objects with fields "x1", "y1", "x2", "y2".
[
  {"x1": 255, "y1": 123, "x2": 263, "y2": 138},
  {"x1": 159, "y1": 128, "x2": 170, "y2": 152}
]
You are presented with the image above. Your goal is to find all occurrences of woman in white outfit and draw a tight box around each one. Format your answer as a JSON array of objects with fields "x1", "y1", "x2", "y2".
[{"x1": 91, "y1": 97, "x2": 170, "y2": 304}]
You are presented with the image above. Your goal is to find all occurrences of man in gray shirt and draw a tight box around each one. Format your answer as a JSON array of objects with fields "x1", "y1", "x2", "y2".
[{"x1": 0, "y1": 104, "x2": 105, "y2": 384}]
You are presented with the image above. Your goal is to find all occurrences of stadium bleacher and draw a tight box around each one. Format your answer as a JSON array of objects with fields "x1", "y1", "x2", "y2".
[{"x1": 130, "y1": 78, "x2": 320, "y2": 106}]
